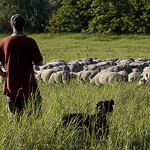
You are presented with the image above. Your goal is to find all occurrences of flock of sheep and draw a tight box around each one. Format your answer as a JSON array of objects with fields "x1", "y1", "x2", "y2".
[{"x1": 34, "y1": 57, "x2": 150, "y2": 86}]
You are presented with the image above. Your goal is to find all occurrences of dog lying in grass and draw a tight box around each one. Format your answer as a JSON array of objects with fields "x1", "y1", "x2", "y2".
[{"x1": 62, "y1": 99, "x2": 114, "y2": 139}]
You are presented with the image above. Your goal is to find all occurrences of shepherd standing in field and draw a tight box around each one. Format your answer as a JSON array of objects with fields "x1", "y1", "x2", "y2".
[{"x1": 0, "y1": 14, "x2": 43, "y2": 121}]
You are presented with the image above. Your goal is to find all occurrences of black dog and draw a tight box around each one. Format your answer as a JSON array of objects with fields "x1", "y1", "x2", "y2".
[{"x1": 62, "y1": 99, "x2": 114, "y2": 138}]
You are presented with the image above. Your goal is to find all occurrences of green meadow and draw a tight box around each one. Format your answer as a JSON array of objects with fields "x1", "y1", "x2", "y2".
[{"x1": 0, "y1": 34, "x2": 150, "y2": 150}]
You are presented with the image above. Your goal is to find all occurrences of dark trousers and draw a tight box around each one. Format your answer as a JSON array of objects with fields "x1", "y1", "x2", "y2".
[{"x1": 6, "y1": 92, "x2": 42, "y2": 121}]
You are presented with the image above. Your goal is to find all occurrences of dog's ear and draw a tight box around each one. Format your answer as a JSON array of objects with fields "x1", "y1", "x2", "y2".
[
  {"x1": 110, "y1": 99, "x2": 114, "y2": 105},
  {"x1": 96, "y1": 101, "x2": 103, "y2": 107}
]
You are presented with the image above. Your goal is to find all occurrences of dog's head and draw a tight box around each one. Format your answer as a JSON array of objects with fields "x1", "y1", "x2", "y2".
[{"x1": 96, "y1": 99, "x2": 114, "y2": 115}]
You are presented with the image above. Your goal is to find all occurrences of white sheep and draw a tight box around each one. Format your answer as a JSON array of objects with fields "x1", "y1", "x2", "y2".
[
  {"x1": 142, "y1": 66, "x2": 150, "y2": 75},
  {"x1": 132, "y1": 68, "x2": 141, "y2": 73},
  {"x1": 39, "y1": 63, "x2": 54, "y2": 70},
  {"x1": 35, "y1": 71, "x2": 42, "y2": 81},
  {"x1": 138, "y1": 71, "x2": 150, "y2": 85},
  {"x1": 90, "y1": 72, "x2": 103, "y2": 86},
  {"x1": 35, "y1": 68, "x2": 62, "y2": 82},
  {"x1": 106, "y1": 64, "x2": 132, "y2": 74},
  {"x1": 68, "y1": 62, "x2": 83, "y2": 72},
  {"x1": 118, "y1": 71, "x2": 128, "y2": 82},
  {"x1": 96, "y1": 61, "x2": 113, "y2": 67},
  {"x1": 92, "y1": 58, "x2": 103, "y2": 64},
  {"x1": 138, "y1": 78, "x2": 146, "y2": 85},
  {"x1": 90, "y1": 71, "x2": 121, "y2": 85},
  {"x1": 130, "y1": 62, "x2": 149, "y2": 71},
  {"x1": 142, "y1": 71, "x2": 150, "y2": 81},
  {"x1": 99, "y1": 71, "x2": 121, "y2": 84},
  {"x1": 135, "y1": 58, "x2": 148, "y2": 62},
  {"x1": 49, "y1": 70, "x2": 70, "y2": 84},
  {"x1": 128, "y1": 72, "x2": 141, "y2": 82},
  {"x1": 46, "y1": 59, "x2": 67, "y2": 66},
  {"x1": 106, "y1": 65, "x2": 123, "y2": 72},
  {"x1": 83, "y1": 64, "x2": 98, "y2": 71},
  {"x1": 53, "y1": 65, "x2": 70, "y2": 72},
  {"x1": 74, "y1": 57, "x2": 94, "y2": 66},
  {"x1": 120, "y1": 64, "x2": 132, "y2": 74},
  {"x1": 71, "y1": 70, "x2": 98, "y2": 82},
  {"x1": 39, "y1": 59, "x2": 67, "y2": 70},
  {"x1": 41, "y1": 69, "x2": 55, "y2": 82},
  {"x1": 116, "y1": 58, "x2": 134, "y2": 65}
]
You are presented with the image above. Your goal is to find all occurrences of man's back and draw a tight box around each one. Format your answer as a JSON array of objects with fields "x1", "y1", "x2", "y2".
[{"x1": 0, "y1": 35, "x2": 43, "y2": 99}]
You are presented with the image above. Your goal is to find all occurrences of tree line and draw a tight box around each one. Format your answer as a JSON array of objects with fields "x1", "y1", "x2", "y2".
[
  {"x1": 0, "y1": 0, "x2": 61, "y2": 33},
  {"x1": 1, "y1": 0, "x2": 150, "y2": 34}
]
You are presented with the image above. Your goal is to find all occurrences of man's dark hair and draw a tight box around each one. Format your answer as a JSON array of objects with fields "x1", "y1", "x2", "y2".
[{"x1": 11, "y1": 14, "x2": 26, "y2": 31}]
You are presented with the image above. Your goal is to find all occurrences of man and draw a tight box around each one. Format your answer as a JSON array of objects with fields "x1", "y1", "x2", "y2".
[{"x1": 0, "y1": 14, "x2": 43, "y2": 120}]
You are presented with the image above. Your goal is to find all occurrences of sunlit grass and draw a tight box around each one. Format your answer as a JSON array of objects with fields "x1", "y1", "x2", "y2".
[
  {"x1": 0, "y1": 34, "x2": 150, "y2": 149},
  {"x1": 0, "y1": 80, "x2": 149, "y2": 149},
  {"x1": 28, "y1": 33, "x2": 150, "y2": 63}
]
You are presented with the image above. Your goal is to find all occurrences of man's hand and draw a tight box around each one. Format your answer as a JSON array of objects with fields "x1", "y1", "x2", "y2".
[
  {"x1": 0, "y1": 68, "x2": 7, "y2": 78},
  {"x1": 35, "y1": 61, "x2": 43, "y2": 66}
]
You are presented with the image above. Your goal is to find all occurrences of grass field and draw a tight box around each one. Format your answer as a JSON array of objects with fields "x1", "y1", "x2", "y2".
[{"x1": 0, "y1": 33, "x2": 150, "y2": 150}]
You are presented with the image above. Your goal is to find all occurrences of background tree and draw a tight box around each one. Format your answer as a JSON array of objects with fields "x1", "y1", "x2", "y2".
[
  {"x1": 87, "y1": 0, "x2": 132, "y2": 34},
  {"x1": 0, "y1": 0, "x2": 49, "y2": 33},
  {"x1": 45, "y1": 0, "x2": 93, "y2": 33},
  {"x1": 47, "y1": 0, "x2": 62, "y2": 16},
  {"x1": 45, "y1": 0, "x2": 150, "y2": 34},
  {"x1": 1, "y1": 0, "x2": 150, "y2": 34}
]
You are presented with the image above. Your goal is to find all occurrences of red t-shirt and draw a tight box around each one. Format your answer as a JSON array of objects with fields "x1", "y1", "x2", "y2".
[{"x1": 0, "y1": 35, "x2": 43, "y2": 99}]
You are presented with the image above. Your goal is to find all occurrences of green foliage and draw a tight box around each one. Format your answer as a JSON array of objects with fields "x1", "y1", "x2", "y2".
[
  {"x1": 47, "y1": 0, "x2": 62, "y2": 16},
  {"x1": 45, "y1": 0, "x2": 93, "y2": 33},
  {"x1": 0, "y1": 0, "x2": 49, "y2": 33},
  {"x1": 45, "y1": 0, "x2": 150, "y2": 34},
  {"x1": 0, "y1": 80, "x2": 150, "y2": 149},
  {"x1": 1, "y1": 0, "x2": 150, "y2": 34}
]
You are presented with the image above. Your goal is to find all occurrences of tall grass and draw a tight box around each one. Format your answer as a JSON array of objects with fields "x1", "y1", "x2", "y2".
[{"x1": 0, "y1": 34, "x2": 150, "y2": 149}]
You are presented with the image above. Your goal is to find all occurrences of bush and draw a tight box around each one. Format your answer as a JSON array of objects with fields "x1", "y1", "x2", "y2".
[{"x1": 45, "y1": 0, "x2": 150, "y2": 34}]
